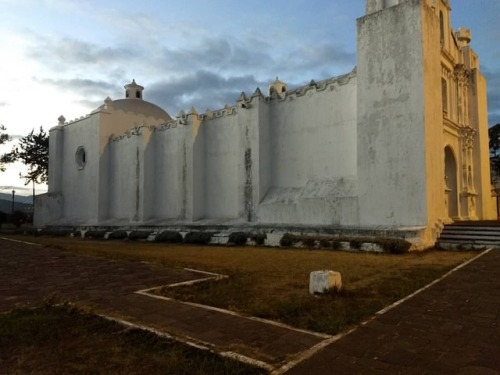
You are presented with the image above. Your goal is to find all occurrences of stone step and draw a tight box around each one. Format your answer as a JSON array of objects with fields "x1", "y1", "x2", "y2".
[
  {"x1": 436, "y1": 242, "x2": 497, "y2": 250},
  {"x1": 443, "y1": 225, "x2": 500, "y2": 229},
  {"x1": 438, "y1": 239, "x2": 500, "y2": 245},
  {"x1": 439, "y1": 236, "x2": 500, "y2": 243},
  {"x1": 437, "y1": 223, "x2": 500, "y2": 249},
  {"x1": 443, "y1": 227, "x2": 500, "y2": 233},
  {"x1": 440, "y1": 230, "x2": 500, "y2": 237},
  {"x1": 441, "y1": 229, "x2": 500, "y2": 236}
]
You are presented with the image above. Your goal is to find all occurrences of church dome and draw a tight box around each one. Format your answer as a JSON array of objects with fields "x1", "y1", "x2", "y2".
[
  {"x1": 111, "y1": 98, "x2": 172, "y2": 122},
  {"x1": 98, "y1": 80, "x2": 172, "y2": 122}
]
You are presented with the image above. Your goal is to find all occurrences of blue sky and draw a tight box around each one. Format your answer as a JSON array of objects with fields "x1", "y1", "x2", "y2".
[{"x1": 0, "y1": 0, "x2": 499, "y2": 194}]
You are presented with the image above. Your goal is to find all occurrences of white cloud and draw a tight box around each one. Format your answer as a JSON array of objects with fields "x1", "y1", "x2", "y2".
[{"x1": 0, "y1": 0, "x2": 498, "y2": 189}]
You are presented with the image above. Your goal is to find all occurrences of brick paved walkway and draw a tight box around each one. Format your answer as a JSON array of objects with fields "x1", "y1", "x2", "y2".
[
  {"x1": 282, "y1": 249, "x2": 500, "y2": 375},
  {"x1": 0, "y1": 238, "x2": 324, "y2": 369},
  {"x1": 1, "y1": 238, "x2": 499, "y2": 374}
]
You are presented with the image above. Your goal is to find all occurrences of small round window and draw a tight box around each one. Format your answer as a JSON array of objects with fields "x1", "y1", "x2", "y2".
[{"x1": 75, "y1": 146, "x2": 86, "y2": 170}]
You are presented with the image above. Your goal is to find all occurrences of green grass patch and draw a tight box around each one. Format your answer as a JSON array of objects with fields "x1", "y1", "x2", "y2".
[{"x1": 0, "y1": 302, "x2": 264, "y2": 375}]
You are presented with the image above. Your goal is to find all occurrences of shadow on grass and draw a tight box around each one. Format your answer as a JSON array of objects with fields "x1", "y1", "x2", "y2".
[{"x1": 0, "y1": 301, "x2": 265, "y2": 375}]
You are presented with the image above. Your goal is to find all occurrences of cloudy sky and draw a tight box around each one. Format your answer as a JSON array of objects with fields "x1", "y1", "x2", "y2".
[{"x1": 0, "y1": 0, "x2": 499, "y2": 194}]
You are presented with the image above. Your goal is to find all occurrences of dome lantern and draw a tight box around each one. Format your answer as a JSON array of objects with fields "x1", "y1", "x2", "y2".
[
  {"x1": 124, "y1": 79, "x2": 144, "y2": 100},
  {"x1": 269, "y1": 76, "x2": 287, "y2": 96}
]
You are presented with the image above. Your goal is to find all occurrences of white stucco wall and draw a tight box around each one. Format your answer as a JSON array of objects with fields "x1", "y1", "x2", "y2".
[
  {"x1": 34, "y1": 192, "x2": 63, "y2": 227},
  {"x1": 202, "y1": 114, "x2": 241, "y2": 220},
  {"x1": 47, "y1": 126, "x2": 64, "y2": 194},
  {"x1": 90, "y1": 79, "x2": 360, "y2": 227},
  {"x1": 257, "y1": 98, "x2": 272, "y2": 203},
  {"x1": 357, "y1": 0, "x2": 428, "y2": 227},
  {"x1": 41, "y1": 97, "x2": 173, "y2": 225},
  {"x1": 269, "y1": 79, "x2": 357, "y2": 187},
  {"x1": 147, "y1": 126, "x2": 183, "y2": 220},
  {"x1": 59, "y1": 114, "x2": 101, "y2": 224},
  {"x1": 107, "y1": 135, "x2": 141, "y2": 222},
  {"x1": 258, "y1": 75, "x2": 359, "y2": 225}
]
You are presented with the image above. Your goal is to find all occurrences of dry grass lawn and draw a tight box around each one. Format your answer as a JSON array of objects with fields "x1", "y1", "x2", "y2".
[
  {"x1": 4, "y1": 235, "x2": 479, "y2": 334},
  {"x1": 0, "y1": 302, "x2": 262, "y2": 375}
]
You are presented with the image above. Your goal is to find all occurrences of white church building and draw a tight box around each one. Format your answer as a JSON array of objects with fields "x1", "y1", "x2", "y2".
[{"x1": 35, "y1": 0, "x2": 496, "y2": 248}]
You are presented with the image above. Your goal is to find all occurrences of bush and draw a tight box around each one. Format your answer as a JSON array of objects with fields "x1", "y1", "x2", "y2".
[
  {"x1": 349, "y1": 239, "x2": 363, "y2": 250},
  {"x1": 52, "y1": 229, "x2": 74, "y2": 237},
  {"x1": 35, "y1": 228, "x2": 49, "y2": 236},
  {"x1": 128, "y1": 231, "x2": 151, "y2": 241},
  {"x1": 319, "y1": 238, "x2": 332, "y2": 249},
  {"x1": 85, "y1": 230, "x2": 107, "y2": 239},
  {"x1": 250, "y1": 233, "x2": 266, "y2": 245},
  {"x1": 12, "y1": 210, "x2": 28, "y2": 228},
  {"x1": 280, "y1": 233, "x2": 298, "y2": 247},
  {"x1": 155, "y1": 231, "x2": 183, "y2": 243},
  {"x1": 280, "y1": 233, "x2": 330, "y2": 249},
  {"x1": 372, "y1": 237, "x2": 412, "y2": 254},
  {"x1": 23, "y1": 228, "x2": 39, "y2": 236},
  {"x1": 277, "y1": 232, "x2": 412, "y2": 254},
  {"x1": 331, "y1": 239, "x2": 343, "y2": 250},
  {"x1": 37, "y1": 228, "x2": 74, "y2": 237},
  {"x1": 183, "y1": 232, "x2": 214, "y2": 244},
  {"x1": 302, "y1": 237, "x2": 317, "y2": 249},
  {"x1": 228, "y1": 232, "x2": 248, "y2": 245},
  {"x1": 108, "y1": 230, "x2": 128, "y2": 240}
]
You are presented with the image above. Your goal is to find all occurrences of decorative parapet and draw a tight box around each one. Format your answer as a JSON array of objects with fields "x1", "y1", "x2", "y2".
[
  {"x1": 251, "y1": 87, "x2": 264, "y2": 98},
  {"x1": 105, "y1": 68, "x2": 358, "y2": 135},
  {"x1": 237, "y1": 92, "x2": 251, "y2": 109},
  {"x1": 287, "y1": 70, "x2": 356, "y2": 99},
  {"x1": 109, "y1": 120, "x2": 178, "y2": 143},
  {"x1": 57, "y1": 113, "x2": 93, "y2": 127},
  {"x1": 174, "y1": 68, "x2": 357, "y2": 124},
  {"x1": 456, "y1": 27, "x2": 471, "y2": 47},
  {"x1": 259, "y1": 68, "x2": 357, "y2": 105},
  {"x1": 104, "y1": 96, "x2": 113, "y2": 109},
  {"x1": 109, "y1": 125, "x2": 147, "y2": 142},
  {"x1": 202, "y1": 105, "x2": 238, "y2": 120},
  {"x1": 156, "y1": 121, "x2": 178, "y2": 131},
  {"x1": 181, "y1": 106, "x2": 204, "y2": 122},
  {"x1": 176, "y1": 109, "x2": 187, "y2": 125}
]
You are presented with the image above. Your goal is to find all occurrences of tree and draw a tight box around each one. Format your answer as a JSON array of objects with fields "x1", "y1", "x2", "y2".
[
  {"x1": 12, "y1": 210, "x2": 29, "y2": 228},
  {"x1": 0, "y1": 124, "x2": 14, "y2": 172},
  {"x1": 490, "y1": 123, "x2": 500, "y2": 157},
  {"x1": 490, "y1": 123, "x2": 500, "y2": 181},
  {"x1": 10, "y1": 127, "x2": 49, "y2": 185}
]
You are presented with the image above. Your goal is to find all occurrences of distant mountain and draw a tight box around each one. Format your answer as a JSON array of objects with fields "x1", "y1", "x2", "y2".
[
  {"x1": 0, "y1": 198, "x2": 32, "y2": 213},
  {"x1": 0, "y1": 192, "x2": 34, "y2": 213},
  {"x1": 0, "y1": 192, "x2": 33, "y2": 205}
]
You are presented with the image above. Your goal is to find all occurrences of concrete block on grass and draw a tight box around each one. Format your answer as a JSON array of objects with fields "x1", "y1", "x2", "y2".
[{"x1": 309, "y1": 270, "x2": 342, "y2": 295}]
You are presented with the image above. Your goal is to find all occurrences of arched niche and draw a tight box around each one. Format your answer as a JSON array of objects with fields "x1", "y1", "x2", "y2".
[{"x1": 444, "y1": 146, "x2": 459, "y2": 219}]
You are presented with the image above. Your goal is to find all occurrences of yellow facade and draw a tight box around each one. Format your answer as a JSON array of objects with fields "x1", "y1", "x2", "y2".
[{"x1": 437, "y1": 0, "x2": 495, "y2": 221}]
